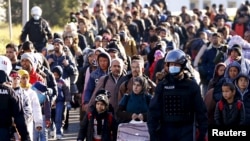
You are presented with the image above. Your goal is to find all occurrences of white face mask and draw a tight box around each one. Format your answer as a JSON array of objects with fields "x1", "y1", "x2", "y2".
[
  {"x1": 33, "y1": 15, "x2": 40, "y2": 20},
  {"x1": 169, "y1": 66, "x2": 181, "y2": 74}
]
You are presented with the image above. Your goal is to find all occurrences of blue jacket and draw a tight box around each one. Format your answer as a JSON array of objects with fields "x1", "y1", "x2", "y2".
[
  {"x1": 56, "y1": 78, "x2": 70, "y2": 102},
  {"x1": 47, "y1": 53, "x2": 77, "y2": 79},
  {"x1": 200, "y1": 45, "x2": 226, "y2": 83},
  {"x1": 84, "y1": 68, "x2": 108, "y2": 104}
]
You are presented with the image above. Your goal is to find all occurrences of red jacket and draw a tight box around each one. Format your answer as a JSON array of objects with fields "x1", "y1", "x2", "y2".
[{"x1": 29, "y1": 68, "x2": 44, "y2": 84}]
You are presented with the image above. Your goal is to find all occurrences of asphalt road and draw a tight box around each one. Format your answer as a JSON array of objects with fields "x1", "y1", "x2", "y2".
[{"x1": 49, "y1": 108, "x2": 80, "y2": 141}]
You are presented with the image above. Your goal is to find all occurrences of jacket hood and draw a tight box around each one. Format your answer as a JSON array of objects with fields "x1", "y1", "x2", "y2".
[
  {"x1": 212, "y1": 62, "x2": 226, "y2": 79},
  {"x1": 224, "y1": 61, "x2": 241, "y2": 82},
  {"x1": 234, "y1": 73, "x2": 250, "y2": 96},
  {"x1": 97, "y1": 52, "x2": 111, "y2": 67}
]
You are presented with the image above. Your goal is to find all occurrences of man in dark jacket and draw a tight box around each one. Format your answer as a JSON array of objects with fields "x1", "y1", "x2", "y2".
[
  {"x1": 147, "y1": 49, "x2": 208, "y2": 141},
  {"x1": 20, "y1": 6, "x2": 52, "y2": 52},
  {"x1": 0, "y1": 56, "x2": 31, "y2": 141}
]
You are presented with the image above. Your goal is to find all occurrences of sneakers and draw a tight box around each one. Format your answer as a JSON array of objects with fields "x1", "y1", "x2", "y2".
[
  {"x1": 56, "y1": 134, "x2": 62, "y2": 140},
  {"x1": 50, "y1": 130, "x2": 55, "y2": 139}
]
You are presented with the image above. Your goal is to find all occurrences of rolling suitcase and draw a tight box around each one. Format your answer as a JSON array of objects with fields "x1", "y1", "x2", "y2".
[{"x1": 117, "y1": 120, "x2": 150, "y2": 141}]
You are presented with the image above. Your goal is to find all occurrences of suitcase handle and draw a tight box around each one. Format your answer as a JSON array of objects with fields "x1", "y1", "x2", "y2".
[{"x1": 130, "y1": 120, "x2": 144, "y2": 124}]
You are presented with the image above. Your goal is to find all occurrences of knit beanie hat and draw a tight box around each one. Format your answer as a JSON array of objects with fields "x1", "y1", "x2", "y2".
[
  {"x1": 95, "y1": 94, "x2": 109, "y2": 107},
  {"x1": 10, "y1": 70, "x2": 20, "y2": 78},
  {"x1": 230, "y1": 44, "x2": 242, "y2": 56},
  {"x1": 95, "y1": 89, "x2": 111, "y2": 98},
  {"x1": 21, "y1": 53, "x2": 35, "y2": 67},
  {"x1": 18, "y1": 69, "x2": 29, "y2": 78},
  {"x1": 53, "y1": 38, "x2": 64, "y2": 45},
  {"x1": 52, "y1": 66, "x2": 63, "y2": 77}
]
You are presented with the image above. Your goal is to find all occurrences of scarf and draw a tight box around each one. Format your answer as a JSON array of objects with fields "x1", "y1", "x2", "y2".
[{"x1": 93, "y1": 109, "x2": 108, "y2": 135}]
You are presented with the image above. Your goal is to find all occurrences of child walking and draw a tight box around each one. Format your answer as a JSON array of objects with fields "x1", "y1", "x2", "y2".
[
  {"x1": 52, "y1": 65, "x2": 71, "y2": 140},
  {"x1": 77, "y1": 94, "x2": 117, "y2": 141},
  {"x1": 214, "y1": 82, "x2": 245, "y2": 126}
]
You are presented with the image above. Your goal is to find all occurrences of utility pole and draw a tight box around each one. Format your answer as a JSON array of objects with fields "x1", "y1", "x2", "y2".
[
  {"x1": 8, "y1": 0, "x2": 12, "y2": 40},
  {"x1": 22, "y1": 0, "x2": 29, "y2": 27}
]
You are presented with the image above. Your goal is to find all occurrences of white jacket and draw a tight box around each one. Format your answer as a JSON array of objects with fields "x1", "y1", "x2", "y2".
[{"x1": 23, "y1": 88, "x2": 43, "y2": 128}]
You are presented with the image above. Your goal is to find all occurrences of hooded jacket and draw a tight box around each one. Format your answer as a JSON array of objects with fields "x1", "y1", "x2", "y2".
[
  {"x1": 208, "y1": 62, "x2": 226, "y2": 90},
  {"x1": 84, "y1": 52, "x2": 111, "y2": 104},
  {"x1": 213, "y1": 61, "x2": 241, "y2": 102},
  {"x1": 234, "y1": 73, "x2": 250, "y2": 125}
]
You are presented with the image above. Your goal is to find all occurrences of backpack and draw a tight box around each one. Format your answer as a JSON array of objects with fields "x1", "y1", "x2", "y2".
[{"x1": 218, "y1": 100, "x2": 242, "y2": 111}]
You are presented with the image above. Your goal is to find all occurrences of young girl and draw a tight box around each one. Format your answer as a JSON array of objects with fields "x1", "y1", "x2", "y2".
[
  {"x1": 149, "y1": 50, "x2": 164, "y2": 80},
  {"x1": 214, "y1": 82, "x2": 245, "y2": 126},
  {"x1": 207, "y1": 62, "x2": 226, "y2": 90},
  {"x1": 117, "y1": 76, "x2": 152, "y2": 123},
  {"x1": 77, "y1": 94, "x2": 117, "y2": 141}
]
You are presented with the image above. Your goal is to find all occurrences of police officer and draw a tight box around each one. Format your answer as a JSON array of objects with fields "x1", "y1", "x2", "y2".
[
  {"x1": 0, "y1": 56, "x2": 31, "y2": 141},
  {"x1": 147, "y1": 49, "x2": 208, "y2": 141},
  {"x1": 20, "y1": 6, "x2": 53, "y2": 52}
]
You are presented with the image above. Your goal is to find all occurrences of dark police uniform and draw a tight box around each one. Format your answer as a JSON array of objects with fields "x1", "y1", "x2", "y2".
[
  {"x1": 147, "y1": 49, "x2": 208, "y2": 141},
  {"x1": 20, "y1": 18, "x2": 52, "y2": 52},
  {"x1": 0, "y1": 71, "x2": 30, "y2": 141},
  {"x1": 147, "y1": 74, "x2": 208, "y2": 141}
]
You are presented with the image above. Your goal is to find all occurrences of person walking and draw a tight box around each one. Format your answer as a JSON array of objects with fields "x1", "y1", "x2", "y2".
[
  {"x1": 147, "y1": 49, "x2": 208, "y2": 141},
  {"x1": 20, "y1": 6, "x2": 53, "y2": 52},
  {"x1": 0, "y1": 55, "x2": 31, "y2": 141}
]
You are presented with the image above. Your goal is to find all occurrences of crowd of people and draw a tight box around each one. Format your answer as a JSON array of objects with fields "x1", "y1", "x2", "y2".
[{"x1": 2, "y1": 0, "x2": 250, "y2": 140}]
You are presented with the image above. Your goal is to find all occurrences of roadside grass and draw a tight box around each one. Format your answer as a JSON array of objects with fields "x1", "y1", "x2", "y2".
[{"x1": 0, "y1": 22, "x2": 63, "y2": 55}]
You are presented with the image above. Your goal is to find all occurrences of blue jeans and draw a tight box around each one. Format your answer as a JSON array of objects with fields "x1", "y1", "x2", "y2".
[
  {"x1": 33, "y1": 116, "x2": 48, "y2": 141},
  {"x1": 55, "y1": 101, "x2": 65, "y2": 135}
]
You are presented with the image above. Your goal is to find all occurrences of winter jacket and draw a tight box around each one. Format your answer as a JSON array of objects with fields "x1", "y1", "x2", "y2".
[
  {"x1": 77, "y1": 110, "x2": 117, "y2": 141},
  {"x1": 214, "y1": 98, "x2": 245, "y2": 126},
  {"x1": 199, "y1": 44, "x2": 227, "y2": 84},
  {"x1": 117, "y1": 92, "x2": 152, "y2": 123},
  {"x1": 147, "y1": 74, "x2": 208, "y2": 141},
  {"x1": 0, "y1": 84, "x2": 31, "y2": 141},
  {"x1": 56, "y1": 78, "x2": 71, "y2": 102},
  {"x1": 213, "y1": 61, "x2": 241, "y2": 102},
  {"x1": 88, "y1": 73, "x2": 124, "y2": 112},
  {"x1": 84, "y1": 68, "x2": 109, "y2": 104},
  {"x1": 234, "y1": 73, "x2": 250, "y2": 125},
  {"x1": 22, "y1": 87, "x2": 43, "y2": 128}
]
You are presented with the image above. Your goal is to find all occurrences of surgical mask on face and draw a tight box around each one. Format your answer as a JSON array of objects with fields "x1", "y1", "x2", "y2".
[
  {"x1": 33, "y1": 15, "x2": 40, "y2": 20},
  {"x1": 169, "y1": 66, "x2": 181, "y2": 74}
]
